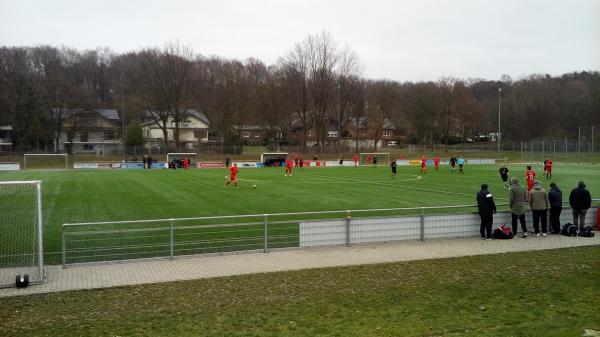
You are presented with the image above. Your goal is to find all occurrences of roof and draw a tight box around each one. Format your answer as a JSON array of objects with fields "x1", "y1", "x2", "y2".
[
  {"x1": 140, "y1": 109, "x2": 210, "y2": 127},
  {"x1": 51, "y1": 108, "x2": 120, "y2": 120},
  {"x1": 347, "y1": 117, "x2": 396, "y2": 130}
]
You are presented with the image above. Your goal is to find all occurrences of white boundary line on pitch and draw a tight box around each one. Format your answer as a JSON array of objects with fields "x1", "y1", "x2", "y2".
[
  {"x1": 237, "y1": 174, "x2": 423, "y2": 183},
  {"x1": 308, "y1": 173, "x2": 509, "y2": 201}
]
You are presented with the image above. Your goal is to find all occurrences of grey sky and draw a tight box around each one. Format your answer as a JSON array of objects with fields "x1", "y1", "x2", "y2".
[{"x1": 1, "y1": 0, "x2": 598, "y2": 82}]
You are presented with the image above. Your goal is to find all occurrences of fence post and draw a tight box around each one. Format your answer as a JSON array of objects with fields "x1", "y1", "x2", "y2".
[
  {"x1": 345, "y1": 210, "x2": 352, "y2": 247},
  {"x1": 263, "y1": 214, "x2": 269, "y2": 253},
  {"x1": 61, "y1": 225, "x2": 66, "y2": 269},
  {"x1": 420, "y1": 207, "x2": 425, "y2": 242},
  {"x1": 169, "y1": 220, "x2": 174, "y2": 260}
]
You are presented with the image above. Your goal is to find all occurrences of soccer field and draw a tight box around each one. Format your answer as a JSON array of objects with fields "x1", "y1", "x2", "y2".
[{"x1": 0, "y1": 163, "x2": 598, "y2": 264}]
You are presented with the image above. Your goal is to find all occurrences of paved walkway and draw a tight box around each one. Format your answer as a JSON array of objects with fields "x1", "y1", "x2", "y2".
[{"x1": 1, "y1": 235, "x2": 599, "y2": 297}]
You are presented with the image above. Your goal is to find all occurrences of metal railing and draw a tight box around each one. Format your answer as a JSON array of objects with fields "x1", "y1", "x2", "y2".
[{"x1": 61, "y1": 201, "x2": 599, "y2": 268}]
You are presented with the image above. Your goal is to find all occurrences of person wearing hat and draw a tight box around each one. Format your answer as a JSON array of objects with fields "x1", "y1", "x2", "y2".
[
  {"x1": 477, "y1": 183, "x2": 497, "y2": 240},
  {"x1": 548, "y1": 182, "x2": 563, "y2": 234},
  {"x1": 529, "y1": 180, "x2": 549, "y2": 236},
  {"x1": 508, "y1": 177, "x2": 528, "y2": 237},
  {"x1": 569, "y1": 181, "x2": 592, "y2": 232}
]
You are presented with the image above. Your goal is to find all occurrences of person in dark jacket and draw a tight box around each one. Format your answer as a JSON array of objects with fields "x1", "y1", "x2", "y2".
[
  {"x1": 477, "y1": 183, "x2": 497, "y2": 240},
  {"x1": 548, "y1": 182, "x2": 562, "y2": 234},
  {"x1": 569, "y1": 181, "x2": 592, "y2": 232}
]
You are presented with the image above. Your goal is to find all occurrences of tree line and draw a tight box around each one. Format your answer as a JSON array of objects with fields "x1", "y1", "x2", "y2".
[{"x1": 1, "y1": 32, "x2": 599, "y2": 152}]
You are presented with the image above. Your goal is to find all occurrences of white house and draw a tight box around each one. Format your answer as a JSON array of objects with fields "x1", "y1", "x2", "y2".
[
  {"x1": 140, "y1": 109, "x2": 210, "y2": 151},
  {"x1": 54, "y1": 109, "x2": 122, "y2": 154}
]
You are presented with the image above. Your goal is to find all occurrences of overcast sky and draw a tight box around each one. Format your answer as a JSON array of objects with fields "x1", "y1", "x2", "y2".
[{"x1": 1, "y1": 0, "x2": 598, "y2": 82}]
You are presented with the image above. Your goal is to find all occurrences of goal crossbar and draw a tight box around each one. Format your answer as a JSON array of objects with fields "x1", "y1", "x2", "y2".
[{"x1": 24, "y1": 153, "x2": 68, "y2": 170}]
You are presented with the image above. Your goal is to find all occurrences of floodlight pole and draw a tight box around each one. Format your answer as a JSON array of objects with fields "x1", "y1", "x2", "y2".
[{"x1": 497, "y1": 88, "x2": 502, "y2": 155}]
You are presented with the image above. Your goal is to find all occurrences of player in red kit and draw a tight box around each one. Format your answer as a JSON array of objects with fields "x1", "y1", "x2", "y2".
[
  {"x1": 420, "y1": 156, "x2": 427, "y2": 175},
  {"x1": 353, "y1": 154, "x2": 359, "y2": 167},
  {"x1": 524, "y1": 165, "x2": 536, "y2": 191},
  {"x1": 433, "y1": 155, "x2": 440, "y2": 171},
  {"x1": 544, "y1": 158, "x2": 552, "y2": 179},
  {"x1": 225, "y1": 164, "x2": 239, "y2": 189},
  {"x1": 285, "y1": 158, "x2": 293, "y2": 176}
]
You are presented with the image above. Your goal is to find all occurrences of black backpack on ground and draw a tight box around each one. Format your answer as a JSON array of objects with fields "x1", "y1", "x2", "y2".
[
  {"x1": 579, "y1": 226, "x2": 595, "y2": 238},
  {"x1": 561, "y1": 223, "x2": 578, "y2": 237}
]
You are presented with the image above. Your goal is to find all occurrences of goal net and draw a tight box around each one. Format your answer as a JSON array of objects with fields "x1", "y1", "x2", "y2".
[
  {"x1": 167, "y1": 153, "x2": 197, "y2": 167},
  {"x1": 359, "y1": 152, "x2": 390, "y2": 166},
  {"x1": 0, "y1": 181, "x2": 45, "y2": 288},
  {"x1": 24, "y1": 154, "x2": 69, "y2": 170},
  {"x1": 261, "y1": 152, "x2": 288, "y2": 167}
]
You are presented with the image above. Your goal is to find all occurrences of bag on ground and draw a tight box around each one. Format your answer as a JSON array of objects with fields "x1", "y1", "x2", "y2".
[
  {"x1": 579, "y1": 226, "x2": 595, "y2": 238},
  {"x1": 492, "y1": 224, "x2": 514, "y2": 239},
  {"x1": 561, "y1": 223, "x2": 578, "y2": 237}
]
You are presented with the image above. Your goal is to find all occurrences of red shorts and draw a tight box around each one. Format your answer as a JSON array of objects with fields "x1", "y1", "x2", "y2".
[
  {"x1": 421, "y1": 164, "x2": 426, "y2": 168},
  {"x1": 230, "y1": 175, "x2": 237, "y2": 181},
  {"x1": 546, "y1": 167, "x2": 552, "y2": 173}
]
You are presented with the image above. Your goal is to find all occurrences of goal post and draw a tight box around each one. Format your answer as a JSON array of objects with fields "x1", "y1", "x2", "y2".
[
  {"x1": 166, "y1": 153, "x2": 197, "y2": 165},
  {"x1": 24, "y1": 153, "x2": 69, "y2": 170},
  {"x1": 359, "y1": 152, "x2": 390, "y2": 166},
  {"x1": 260, "y1": 152, "x2": 288, "y2": 166},
  {"x1": 0, "y1": 181, "x2": 45, "y2": 288}
]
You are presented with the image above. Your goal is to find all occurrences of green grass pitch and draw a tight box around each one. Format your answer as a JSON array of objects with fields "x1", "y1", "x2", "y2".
[{"x1": 0, "y1": 163, "x2": 598, "y2": 264}]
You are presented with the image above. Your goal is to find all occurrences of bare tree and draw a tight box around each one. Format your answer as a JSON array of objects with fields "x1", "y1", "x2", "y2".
[{"x1": 124, "y1": 42, "x2": 195, "y2": 151}]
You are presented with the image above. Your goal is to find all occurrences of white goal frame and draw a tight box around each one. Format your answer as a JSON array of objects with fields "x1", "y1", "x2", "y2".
[
  {"x1": 0, "y1": 180, "x2": 45, "y2": 288},
  {"x1": 359, "y1": 152, "x2": 390, "y2": 166},
  {"x1": 167, "y1": 153, "x2": 197, "y2": 163},
  {"x1": 260, "y1": 152, "x2": 288, "y2": 163},
  {"x1": 24, "y1": 153, "x2": 68, "y2": 170}
]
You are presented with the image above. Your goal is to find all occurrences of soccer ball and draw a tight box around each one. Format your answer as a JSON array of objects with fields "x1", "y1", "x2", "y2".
[{"x1": 253, "y1": 185, "x2": 257, "y2": 188}]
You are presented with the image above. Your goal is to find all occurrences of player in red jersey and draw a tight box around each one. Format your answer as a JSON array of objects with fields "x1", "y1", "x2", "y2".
[
  {"x1": 544, "y1": 158, "x2": 552, "y2": 179},
  {"x1": 524, "y1": 165, "x2": 536, "y2": 191},
  {"x1": 285, "y1": 158, "x2": 293, "y2": 176},
  {"x1": 433, "y1": 155, "x2": 440, "y2": 171},
  {"x1": 353, "y1": 154, "x2": 359, "y2": 167},
  {"x1": 183, "y1": 158, "x2": 190, "y2": 171},
  {"x1": 225, "y1": 163, "x2": 239, "y2": 189},
  {"x1": 420, "y1": 156, "x2": 427, "y2": 175}
]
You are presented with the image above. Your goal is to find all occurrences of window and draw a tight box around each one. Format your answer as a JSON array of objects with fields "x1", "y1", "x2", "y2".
[
  {"x1": 80, "y1": 132, "x2": 88, "y2": 142},
  {"x1": 307, "y1": 131, "x2": 314, "y2": 137},
  {"x1": 145, "y1": 129, "x2": 151, "y2": 137},
  {"x1": 242, "y1": 131, "x2": 250, "y2": 138},
  {"x1": 104, "y1": 131, "x2": 117, "y2": 141},
  {"x1": 361, "y1": 130, "x2": 367, "y2": 136},
  {"x1": 383, "y1": 130, "x2": 391, "y2": 137},
  {"x1": 194, "y1": 131, "x2": 206, "y2": 139},
  {"x1": 327, "y1": 131, "x2": 338, "y2": 138},
  {"x1": 83, "y1": 144, "x2": 94, "y2": 151}
]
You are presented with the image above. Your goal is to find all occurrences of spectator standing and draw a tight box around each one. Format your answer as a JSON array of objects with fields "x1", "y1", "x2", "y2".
[
  {"x1": 508, "y1": 177, "x2": 528, "y2": 238},
  {"x1": 477, "y1": 184, "x2": 497, "y2": 240},
  {"x1": 529, "y1": 181, "x2": 549, "y2": 236},
  {"x1": 569, "y1": 181, "x2": 592, "y2": 232},
  {"x1": 548, "y1": 182, "x2": 562, "y2": 234}
]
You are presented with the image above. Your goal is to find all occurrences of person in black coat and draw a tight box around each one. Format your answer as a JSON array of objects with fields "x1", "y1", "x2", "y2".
[
  {"x1": 548, "y1": 182, "x2": 562, "y2": 234},
  {"x1": 477, "y1": 183, "x2": 497, "y2": 240},
  {"x1": 569, "y1": 181, "x2": 592, "y2": 232}
]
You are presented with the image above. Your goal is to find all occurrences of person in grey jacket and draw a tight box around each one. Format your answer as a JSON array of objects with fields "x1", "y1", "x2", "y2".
[
  {"x1": 529, "y1": 180, "x2": 549, "y2": 236},
  {"x1": 508, "y1": 177, "x2": 528, "y2": 238},
  {"x1": 548, "y1": 182, "x2": 562, "y2": 234}
]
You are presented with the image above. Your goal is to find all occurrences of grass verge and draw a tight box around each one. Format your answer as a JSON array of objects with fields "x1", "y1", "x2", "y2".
[{"x1": 1, "y1": 245, "x2": 599, "y2": 337}]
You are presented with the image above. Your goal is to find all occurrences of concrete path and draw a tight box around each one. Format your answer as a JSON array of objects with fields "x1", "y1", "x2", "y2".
[{"x1": 1, "y1": 235, "x2": 599, "y2": 297}]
